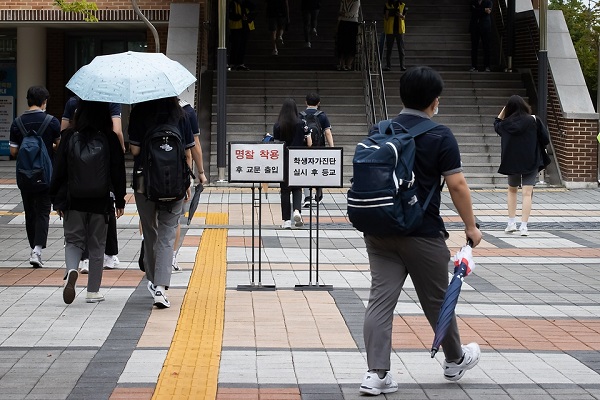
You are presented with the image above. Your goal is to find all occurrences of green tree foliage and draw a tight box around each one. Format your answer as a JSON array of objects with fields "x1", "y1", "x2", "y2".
[
  {"x1": 53, "y1": 0, "x2": 98, "y2": 22},
  {"x1": 550, "y1": 0, "x2": 600, "y2": 106}
]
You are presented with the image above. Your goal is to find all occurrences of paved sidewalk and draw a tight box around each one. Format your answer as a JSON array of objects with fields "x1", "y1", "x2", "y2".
[{"x1": 1, "y1": 177, "x2": 600, "y2": 399}]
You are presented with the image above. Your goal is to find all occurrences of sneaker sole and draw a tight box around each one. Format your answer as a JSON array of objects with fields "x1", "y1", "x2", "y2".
[
  {"x1": 79, "y1": 269, "x2": 89, "y2": 275},
  {"x1": 63, "y1": 270, "x2": 78, "y2": 304},
  {"x1": 444, "y1": 352, "x2": 481, "y2": 381},
  {"x1": 359, "y1": 385, "x2": 397, "y2": 395},
  {"x1": 86, "y1": 297, "x2": 105, "y2": 303},
  {"x1": 153, "y1": 300, "x2": 171, "y2": 309},
  {"x1": 294, "y1": 215, "x2": 303, "y2": 227},
  {"x1": 30, "y1": 259, "x2": 42, "y2": 268}
]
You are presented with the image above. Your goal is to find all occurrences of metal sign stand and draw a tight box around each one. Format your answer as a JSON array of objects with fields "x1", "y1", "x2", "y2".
[
  {"x1": 237, "y1": 183, "x2": 276, "y2": 291},
  {"x1": 295, "y1": 187, "x2": 333, "y2": 291}
]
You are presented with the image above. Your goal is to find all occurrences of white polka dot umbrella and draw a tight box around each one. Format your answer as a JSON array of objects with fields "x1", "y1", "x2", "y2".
[{"x1": 66, "y1": 51, "x2": 196, "y2": 104}]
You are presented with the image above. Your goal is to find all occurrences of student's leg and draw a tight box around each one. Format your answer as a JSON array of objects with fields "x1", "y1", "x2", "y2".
[
  {"x1": 104, "y1": 202, "x2": 118, "y2": 257},
  {"x1": 21, "y1": 191, "x2": 36, "y2": 249},
  {"x1": 135, "y1": 193, "x2": 158, "y2": 284},
  {"x1": 153, "y1": 200, "x2": 183, "y2": 288},
  {"x1": 396, "y1": 33, "x2": 405, "y2": 69},
  {"x1": 385, "y1": 34, "x2": 394, "y2": 68},
  {"x1": 86, "y1": 213, "x2": 108, "y2": 293}
]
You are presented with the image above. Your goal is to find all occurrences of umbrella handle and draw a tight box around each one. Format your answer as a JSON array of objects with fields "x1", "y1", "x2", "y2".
[{"x1": 466, "y1": 223, "x2": 480, "y2": 247}]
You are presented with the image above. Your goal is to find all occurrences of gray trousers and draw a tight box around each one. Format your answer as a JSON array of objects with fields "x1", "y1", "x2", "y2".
[
  {"x1": 134, "y1": 193, "x2": 182, "y2": 288},
  {"x1": 363, "y1": 234, "x2": 463, "y2": 370},
  {"x1": 63, "y1": 210, "x2": 107, "y2": 293}
]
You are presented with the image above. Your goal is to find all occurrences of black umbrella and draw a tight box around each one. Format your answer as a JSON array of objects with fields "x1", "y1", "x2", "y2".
[
  {"x1": 187, "y1": 183, "x2": 204, "y2": 225},
  {"x1": 430, "y1": 242, "x2": 476, "y2": 358}
]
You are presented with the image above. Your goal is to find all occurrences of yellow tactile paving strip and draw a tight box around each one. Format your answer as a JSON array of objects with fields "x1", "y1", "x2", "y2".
[{"x1": 152, "y1": 212, "x2": 228, "y2": 400}]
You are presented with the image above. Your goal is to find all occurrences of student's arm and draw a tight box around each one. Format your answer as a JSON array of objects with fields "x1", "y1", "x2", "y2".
[
  {"x1": 112, "y1": 117, "x2": 125, "y2": 152},
  {"x1": 191, "y1": 136, "x2": 208, "y2": 184},
  {"x1": 325, "y1": 128, "x2": 334, "y2": 147},
  {"x1": 446, "y1": 172, "x2": 482, "y2": 247},
  {"x1": 60, "y1": 118, "x2": 71, "y2": 132}
]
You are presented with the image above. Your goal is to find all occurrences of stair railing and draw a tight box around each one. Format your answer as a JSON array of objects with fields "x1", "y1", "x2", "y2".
[{"x1": 358, "y1": 20, "x2": 388, "y2": 127}]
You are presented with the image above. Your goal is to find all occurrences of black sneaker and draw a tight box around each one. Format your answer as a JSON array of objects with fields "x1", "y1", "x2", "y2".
[
  {"x1": 302, "y1": 197, "x2": 311, "y2": 208},
  {"x1": 63, "y1": 269, "x2": 78, "y2": 304}
]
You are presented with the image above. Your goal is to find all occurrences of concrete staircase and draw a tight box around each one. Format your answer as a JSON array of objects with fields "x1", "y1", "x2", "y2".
[{"x1": 206, "y1": 0, "x2": 532, "y2": 188}]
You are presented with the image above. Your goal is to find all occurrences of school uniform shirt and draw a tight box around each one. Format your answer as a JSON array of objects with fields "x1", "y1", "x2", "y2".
[
  {"x1": 49, "y1": 128, "x2": 126, "y2": 214},
  {"x1": 9, "y1": 109, "x2": 61, "y2": 161},
  {"x1": 389, "y1": 109, "x2": 463, "y2": 238}
]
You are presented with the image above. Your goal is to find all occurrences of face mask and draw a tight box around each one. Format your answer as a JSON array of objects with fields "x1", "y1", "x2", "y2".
[{"x1": 433, "y1": 106, "x2": 439, "y2": 115}]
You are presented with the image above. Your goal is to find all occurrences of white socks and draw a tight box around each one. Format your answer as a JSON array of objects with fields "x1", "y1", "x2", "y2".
[{"x1": 33, "y1": 245, "x2": 42, "y2": 255}]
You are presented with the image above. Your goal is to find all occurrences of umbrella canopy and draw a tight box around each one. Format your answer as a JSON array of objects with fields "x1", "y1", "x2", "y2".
[
  {"x1": 430, "y1": 244, "x2": 477, "y2": 358},
  {"x1": 187, "y1": 183, "x2": 204, "y2": 225},
  {"x1": 66, "y1": 51, "x2": 196, "y2": 104}
]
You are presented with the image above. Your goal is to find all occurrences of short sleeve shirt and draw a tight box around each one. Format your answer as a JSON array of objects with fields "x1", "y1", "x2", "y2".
[
  {"x1": 391, "y1": 109, "x2": 463, "y2": 237},
  {"x1": 9, "y1": 110, "x2": 61, "y2": 161},
  {"x1": 303, "y1": 108, "x2": 331, "y2": 131},
  {"x1": 182, "y1": 104, "x2": 200, "y2": 136}
]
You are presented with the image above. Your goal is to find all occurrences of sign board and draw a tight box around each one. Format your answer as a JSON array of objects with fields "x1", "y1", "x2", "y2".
[
  {"x1": 228, "y1": 141, "x2": 285, "y2": 183},
  {"x1": 287, "y1": 147, "x2": 343, "y2": 188},
  {"x1": 0, "y1": 63, "x2": 16, "y2": 157}
]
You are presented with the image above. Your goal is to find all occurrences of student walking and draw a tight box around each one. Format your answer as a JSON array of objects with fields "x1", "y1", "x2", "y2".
[
  {"x1": 129, "y1": 97, "x2": 195, "y2": 309},
  {"x1": 359, "y1": 67, "x2": 482, "y2": 396},
  {"x1": 266, "y1": 0, "x2": 289, "y2": 56},
  {"x1": 273, "y1": 98, "x2": 311, "y2": 229},
  {"x1": 302, "y1": 0, "x2": 320, "y2": 48},
  {"x1": 494, "y1": 95, "x2": 550, "y2": 236},
  {"x1": 300, "y1": 92, "x2": 334, "y2": 207},
  {"x1": 336, "y1": 0, "x2": 361, "y2": 71},
  {"x1": 10, "y1": 86, "x2": 61, "y2": 268},
  {"x1": 50, "y1": 100, "x2": 126, "y2": 304},
  {"x1": 61, "y1": 94, "x2": 124, "y2": 273}
]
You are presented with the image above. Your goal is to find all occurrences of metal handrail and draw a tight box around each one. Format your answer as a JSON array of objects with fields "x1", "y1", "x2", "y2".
[{"x1": 358, "y1": 20, "x2": 388, "y2": 126}]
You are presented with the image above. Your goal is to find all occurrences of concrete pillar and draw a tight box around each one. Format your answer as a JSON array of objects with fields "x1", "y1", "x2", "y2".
[{"x1": 16, "y1": 26, "x2": 46, "y2": 114}]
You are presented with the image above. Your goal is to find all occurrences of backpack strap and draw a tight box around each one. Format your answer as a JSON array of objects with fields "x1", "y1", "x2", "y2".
[
  {"x1": 15, "y1": 114, "x2": 52, "y2": 138},
  {"x1": 406, "y1": 119, "x2": 438, "y2": 138}
]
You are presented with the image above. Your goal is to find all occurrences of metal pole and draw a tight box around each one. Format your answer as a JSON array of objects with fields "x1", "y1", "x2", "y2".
[
  {"x1": 131, "y1": 0, "x2": 160, "y2": 53},
  {"x1": 507, "y1": 0, "x2": 515, "y2": 72},
  {"x1": 217, "y1": 0, "x2": 228, "y2": 181},
  {"x1": 537, "y1": 0, "x2": 548, "y2": 124}
]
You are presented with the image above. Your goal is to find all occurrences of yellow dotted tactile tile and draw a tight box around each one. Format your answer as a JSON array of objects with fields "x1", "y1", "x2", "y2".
[{"x1": 152, "y1": 212, "x2": 229, "y2": 400}]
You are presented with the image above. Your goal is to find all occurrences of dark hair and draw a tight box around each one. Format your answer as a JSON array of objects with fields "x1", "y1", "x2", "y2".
[
  {"x1": 277, "y1": 98, "x2": 299, "y2": 142},
  {"x1": 144, "y1": 96, "x2": 184, "y2": 123},
  {"x1": 26, "y1": 86, "x2": 49, "y2": 107},
  {"x1": 503, "y1": 95, "x2": 532, "y2": 118},
  {"x1": 306, "y1": 92, "x2": 320, "y2": 107},
  {"x1": 73, "y1": 100, "x2": 113, "y2": 134},
  {"x1": 399, "y1": 66, "x2": 443, "y2": 110}
]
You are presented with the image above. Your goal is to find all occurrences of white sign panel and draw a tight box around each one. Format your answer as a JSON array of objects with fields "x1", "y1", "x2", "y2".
[
  {"x1": 287, "y1": 147, "x2": 343, "y2": 188},
  {"x1": 228, "y1": 142, "x2": 285, "y2": 183}
]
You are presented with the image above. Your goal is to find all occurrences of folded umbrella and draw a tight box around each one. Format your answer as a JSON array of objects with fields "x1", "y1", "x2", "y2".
[
  {"x1": 430, "y1": 242, "x2": 477, "y2": 358},
  {"x1": 66, "y1": 51, "x2": 196, "y2": 104},
  {"x1": 187, "y1": 183, "x2": 204, "y2": 225}
]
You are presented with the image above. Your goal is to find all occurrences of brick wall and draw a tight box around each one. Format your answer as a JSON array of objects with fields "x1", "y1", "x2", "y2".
[{"x1": 513, "y1": 10, "x2": 598, "y2": 185}]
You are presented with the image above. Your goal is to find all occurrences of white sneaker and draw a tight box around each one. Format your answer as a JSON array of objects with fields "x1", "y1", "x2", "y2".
[
  {"x1": 359, "y1": 371, "x2": 398, "y2": 395},
  {"x1": 293, "y1": 210, "x2": 303, "y2": 227},
  {"x1": 281, "y1": 220, "x2": 292, "y2": 229},
  {"x1": 520, "y1": 226, "x2": 529, "y2": 236},
  {"x1": 79, "y1": 259, "x2": 89, "y2": 274},
  {"x1": 172, "y1": 256, "x2": 182, "y2": 273},
  {"x1": 103, "y1": 254, "x2": 115, "y2": 269},
  {"x1": 86, "y1": 292, "x2": 105, "y2": 303},
  {"x1": 443, "y1": 342, "x2": 481, "y2": 381},
  {"x1": 153, "y1": 291, "x2": 171, "y2": 308},
  {"x1": 63, "y1": 269, "x2": 78, "y2": 305},
  {"x1": 147, "y1": 281, "x2": 156, "y2": 298},
  {"x1": 29, "y1": 251, "x2": 43, "y2": 268},
  {"x1": 504, "y1": 222, "x2": 518, "y2": 233},
  {"x1": 112, "y1": 256, "x2": 120, "y2": 266}
]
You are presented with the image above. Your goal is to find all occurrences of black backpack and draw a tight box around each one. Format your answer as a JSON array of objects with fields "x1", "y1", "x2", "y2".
[
  {"x1": 67, "y1": 130, "x2": 110, "y2": 198},
  {"x1": 141, "y1": 123, "x2": 190, "y2": 203},
  {"x1": 300, "y1": 110, "x2": 326, "y2": 147},
  {"x1": 14, "y1": 115, "x2": 53, "y2": 193}
]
